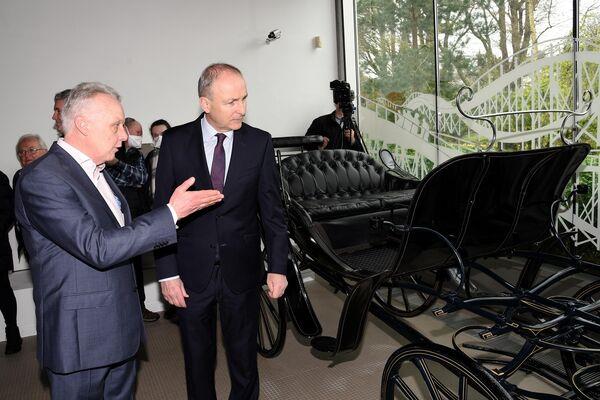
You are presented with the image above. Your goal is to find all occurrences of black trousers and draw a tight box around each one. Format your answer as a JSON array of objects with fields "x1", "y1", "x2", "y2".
[
  {"x1": 46, "y1": 357, "x2": 136, "y2": 400},
  {"x1": 178, "y1": 266, "x2": 260, "y2": 400},
  {"x1": 0, "y1": 270, "x2": 17, "y2": 327}
]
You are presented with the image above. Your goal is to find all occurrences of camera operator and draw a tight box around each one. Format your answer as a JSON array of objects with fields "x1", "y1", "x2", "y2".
[{"x1": 305, "y1": 80, "x2": 365, "y2": 152}]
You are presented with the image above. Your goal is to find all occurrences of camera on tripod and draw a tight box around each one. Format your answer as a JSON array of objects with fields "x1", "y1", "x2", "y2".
[{"x1": 330, "y1": 79, "x2": 356, "y2": 132}]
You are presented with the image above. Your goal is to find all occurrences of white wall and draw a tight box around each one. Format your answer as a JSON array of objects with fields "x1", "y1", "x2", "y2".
[{"x1": 0, "y1": 0, "x2": 340, "y2": 272}]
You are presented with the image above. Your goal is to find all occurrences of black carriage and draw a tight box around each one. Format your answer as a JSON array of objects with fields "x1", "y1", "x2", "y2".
[{"x1": 258, "y1": 123, "x2": 600, "y2": 399}]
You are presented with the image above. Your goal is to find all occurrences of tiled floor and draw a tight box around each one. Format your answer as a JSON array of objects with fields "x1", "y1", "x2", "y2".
[{"x1": 0, "y1": 264, "x2": 593, "y2": 399}]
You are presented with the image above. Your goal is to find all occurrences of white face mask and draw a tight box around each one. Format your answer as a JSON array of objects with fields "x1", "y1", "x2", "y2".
[
  {"x1": 153, "y1": 135, "x2": 163, "y2": 148},
  {"x1": 128, "y1": 135, "x2": 143, "y2": 149}
]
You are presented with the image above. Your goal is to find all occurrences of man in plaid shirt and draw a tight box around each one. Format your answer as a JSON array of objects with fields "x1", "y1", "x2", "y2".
[
  {"x1": 108, "y1": 145, "x2": 147, "y2": 187},
  {"x1": 106, "y1": 117, "x2": 159, "y2": 322}
]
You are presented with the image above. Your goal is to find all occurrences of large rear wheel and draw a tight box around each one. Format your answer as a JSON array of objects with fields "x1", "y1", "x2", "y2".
[
  {"x1": 374, "y1": 271, "x2": 443, "y2": 318},
  {"x1": 381, "y1": 343, "x2": 513, "y2": 400}
]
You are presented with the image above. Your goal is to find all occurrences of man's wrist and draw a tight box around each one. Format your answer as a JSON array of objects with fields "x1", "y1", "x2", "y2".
[
  {"x1": 166, "y1": 203, "x2": 178, "y2": 224},
  {"x1": 159, "y1": 275, "x2": 180, "y2": 282}
]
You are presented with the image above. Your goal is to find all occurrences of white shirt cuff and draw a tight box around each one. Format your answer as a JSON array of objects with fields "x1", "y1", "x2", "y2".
[
  {"x1": 166, "y1": 203, "x2": 178, "y2": 224},
  {"x1": 159, "y1": 275, "x2": 180, "y2": 282}
]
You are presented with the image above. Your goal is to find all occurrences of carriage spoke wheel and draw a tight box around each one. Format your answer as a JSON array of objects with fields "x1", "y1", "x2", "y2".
[
  {"x1": 381, "y1": 343, "x2": 512, "y2": 400},
  {"x1": 560, "y1": 280, "x2": 600, "y2": 378},
  {"x1": 257, "y1": 250, "x2": 287, "y2": 358},
  {"x1": 375, "y1": 271, "x2": 443, "y2": 318}
]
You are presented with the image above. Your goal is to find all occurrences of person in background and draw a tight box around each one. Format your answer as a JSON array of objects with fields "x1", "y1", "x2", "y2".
[
  {"x1": 305, "y1": 102, "x2": 364, "y2": 152},
  {"x1": 52, "y1": 89, "x2": 71, "y2": 138},
  {"x1": 144, "y1": 119, "x2": 178, "y2": 321},
  {"x1": 106, "y1": 117, "x2": 159, "y2": 322},
  {"x1": 146, "y1": 119, "x2": 171, "y2": 201},
  {"x1": 14, "y1": 134, "x2": 48, "y2": 175},
  {"x1": 13, "y1": 134, "x2": 49, "y2": 260},
  {"x1": 0, "y1": 170, "x2": 21, "y2": 354}
]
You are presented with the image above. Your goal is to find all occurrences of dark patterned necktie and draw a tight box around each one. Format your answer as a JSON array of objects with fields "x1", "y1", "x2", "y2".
[{"x1": 211, "y1": 133, "x2": 226, "y2": 192}]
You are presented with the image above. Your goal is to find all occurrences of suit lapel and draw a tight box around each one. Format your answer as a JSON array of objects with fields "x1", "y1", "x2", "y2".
[
  {"x1": 51, "y1": 144, "x2": 123, "y2": 228},
  {"x1": 223, "y1": 127, "x2": 246, "y2": 197},
  {"x1": 194, "y1": 116, "x2": 213, "y2": 190}
]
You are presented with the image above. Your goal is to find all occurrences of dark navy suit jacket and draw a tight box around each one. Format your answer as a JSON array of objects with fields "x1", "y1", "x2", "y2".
[
  {"x1": 14, "y1": 143, "x2": 177, "y2": 374},
  {"x1": 153, "y1": 116, "x2": 288, "y2": 294}
]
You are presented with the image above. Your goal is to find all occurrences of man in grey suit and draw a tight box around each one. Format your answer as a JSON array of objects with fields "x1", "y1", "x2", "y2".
[{"x1": 14, "y1": 82, "x2": 223, "y2": 399}]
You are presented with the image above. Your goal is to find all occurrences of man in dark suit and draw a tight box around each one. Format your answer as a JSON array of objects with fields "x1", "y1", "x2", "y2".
[
  {"x1": 14, "y1": 81, "x2": 223, "y2": 399},
  {"x1": 154, "y1": 63, "x2": 288, "y2": 400},
  {"x1": 0, "y1": 170, "x2": 21, "y2": 354}
]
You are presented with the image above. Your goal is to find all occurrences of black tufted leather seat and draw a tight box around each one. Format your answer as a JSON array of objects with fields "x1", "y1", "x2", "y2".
[{"x1": 280, "y1": 150, "x2": 415, "y2": 221}]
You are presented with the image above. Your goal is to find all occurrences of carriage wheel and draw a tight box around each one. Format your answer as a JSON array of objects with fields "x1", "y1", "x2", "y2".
[
  {"x1": 257, "y1": 251, "x2": 287, "y2": 358},
  {"x1": 574, "y1": 279, "x2": 600, "y2": 304},
  {"x1": 374, "y1": 271, "x2": 443, "y2": 318},
  {"x1": 571, "y1": 364, "x2": 600, "y2": 400},
  {"x1": 560, "y1": 280, "x2": 600, "y2": 378},
  {"x1": 381, "y1": 343, "x2": 513, "y2": 400}
]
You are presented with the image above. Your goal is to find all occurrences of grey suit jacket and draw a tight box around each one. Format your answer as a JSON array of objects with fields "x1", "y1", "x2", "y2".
[{"x1": 14, "y1": 143, "x2": 177, "y2": 374}]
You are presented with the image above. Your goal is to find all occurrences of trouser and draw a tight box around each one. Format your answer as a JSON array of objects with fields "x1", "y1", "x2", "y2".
[
  {"x1": 46, "y1": 357, "x2": 137, "y2": 400},
  {"x1": 0, "y1": 270, "x2": 17, "y2": 327},
  {"x1": 178, "y1": 266, "x2": 260, "y2": 400}
]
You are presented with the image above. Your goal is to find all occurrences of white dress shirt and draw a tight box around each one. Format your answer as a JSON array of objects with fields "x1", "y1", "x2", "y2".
[
  {"x1": 57, "y1": 139, "x2": 125, "y2": 227},
  {"x1": 57, "y1": 139, "x2": 178, "y2": 228}
]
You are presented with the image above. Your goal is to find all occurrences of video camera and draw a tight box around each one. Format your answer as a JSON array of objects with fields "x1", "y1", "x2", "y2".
[{"x1": 330, "y1": 79, "x2": 356, "y2": 132}]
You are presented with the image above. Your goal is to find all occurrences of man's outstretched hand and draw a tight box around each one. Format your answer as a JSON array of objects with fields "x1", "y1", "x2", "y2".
[{"x1": 169, "y1": 177, "x2": 223, "y2": 220}]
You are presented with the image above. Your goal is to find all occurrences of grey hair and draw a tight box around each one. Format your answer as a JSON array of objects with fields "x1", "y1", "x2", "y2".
[
  {"x1": 197, "y1": 63, "x2": 242, "y2": 98},
  {"x1": 124, "y1": 117, "x2": 138, "y2": 129},
  {"x1": 61, "y1": 82, "x2": 121, "y2": 134},
  {"x1": 54, "y1": 89, "x2": 71, "y2": 102},
  {"x1": 15, "y1": 134, "x2": 48, "y2": 157}
]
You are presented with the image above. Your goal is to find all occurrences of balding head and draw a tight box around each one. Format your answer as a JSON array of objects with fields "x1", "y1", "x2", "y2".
[{"x1": 197, "y1": 63, "x2": 243, "y2": 98}]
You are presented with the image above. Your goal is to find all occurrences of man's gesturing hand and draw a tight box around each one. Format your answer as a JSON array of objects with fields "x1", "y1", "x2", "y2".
[
  {"x1": 161, "y1": 278, "x2": 189, "y2": 308},
  {"x1": 169, "y1": 177, "x2": 223, "y2": 220},
  {"x1": 267, "y1": 273, "x2": 287, "y2": 299}
]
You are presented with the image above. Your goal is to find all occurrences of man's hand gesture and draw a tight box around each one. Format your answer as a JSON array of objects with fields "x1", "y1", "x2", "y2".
[{"x1": 169, "y1": 177, "x2": 223, "y2": 220}]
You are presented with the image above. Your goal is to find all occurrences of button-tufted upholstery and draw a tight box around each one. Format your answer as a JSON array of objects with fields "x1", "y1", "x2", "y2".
[{"x1": 280, "y1": 150, "x2": 415, "y2": 221}]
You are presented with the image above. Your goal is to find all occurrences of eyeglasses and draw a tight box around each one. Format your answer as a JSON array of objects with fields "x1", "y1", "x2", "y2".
[{"x1": 17, "y1": 147, "x2": 44, "y2": 157}]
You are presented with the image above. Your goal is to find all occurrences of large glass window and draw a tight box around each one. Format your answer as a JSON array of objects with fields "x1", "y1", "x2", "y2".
[
  {"x1": 357, "y1": 0, "x2": 436, "y2": 177},
  {"x1": 354, "y1": 0, "x2": 600, "y2": 249}
]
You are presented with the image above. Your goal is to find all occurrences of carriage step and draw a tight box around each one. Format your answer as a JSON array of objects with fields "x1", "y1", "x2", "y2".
[{"x1": 311, "y1": 336, "x2": 337, "y2": 353}]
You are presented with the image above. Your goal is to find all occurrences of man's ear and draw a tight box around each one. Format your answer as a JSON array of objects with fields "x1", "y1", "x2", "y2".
[
  {"x1": 199, "y1": 96, "x2": 211, "y2": 114},
  {"x1": 73, "y1": 115, "x2": 89, "y2": 136}
]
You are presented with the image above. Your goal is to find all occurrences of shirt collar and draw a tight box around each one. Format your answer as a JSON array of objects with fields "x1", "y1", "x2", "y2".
[
  {"x1": 57, "y1": 139, "x2": 105, "y2": 181},
  {"x1": 201, "y1": 115, "x2": 233, "y2": 143}
]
